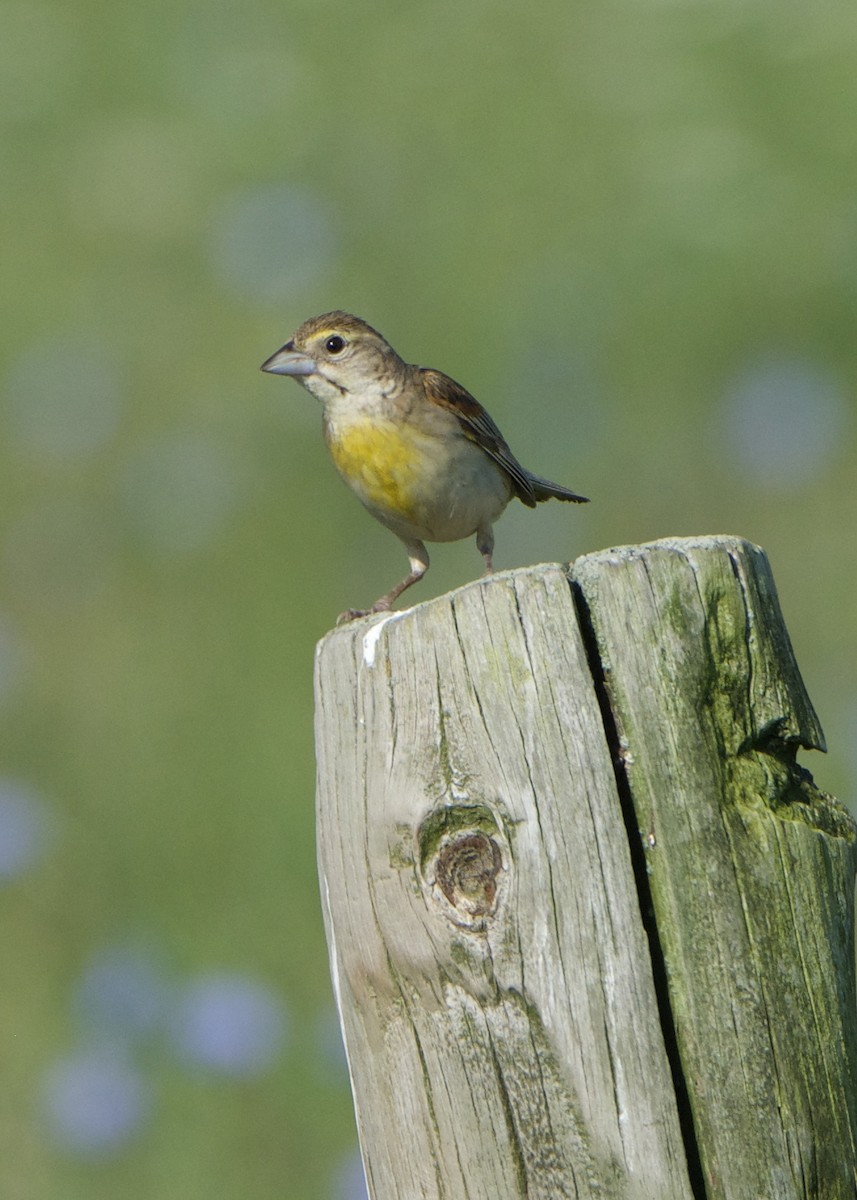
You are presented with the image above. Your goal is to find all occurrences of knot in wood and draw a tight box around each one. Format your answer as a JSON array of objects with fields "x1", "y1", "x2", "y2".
[{"x1": 435, "y1": 832, "x2": 502, "y2": 919}]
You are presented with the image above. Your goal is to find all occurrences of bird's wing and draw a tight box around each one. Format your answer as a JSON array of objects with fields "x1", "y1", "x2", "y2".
[{"x1": 419, "y1": 368, "x2": 537, "y2": 506}]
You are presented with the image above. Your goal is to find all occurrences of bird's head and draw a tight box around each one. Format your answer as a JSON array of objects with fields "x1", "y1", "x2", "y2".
[{"x1": 261, "y1": 311, "x2": 406, "y2": 405}]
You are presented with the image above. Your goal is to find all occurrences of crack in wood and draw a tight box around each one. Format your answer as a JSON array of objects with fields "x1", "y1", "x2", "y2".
[{"x1": 568, "y1": 575, "x2": 708, "y2": 1200}]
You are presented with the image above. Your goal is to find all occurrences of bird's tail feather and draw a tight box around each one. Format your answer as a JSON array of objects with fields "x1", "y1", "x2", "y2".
[{"x1": 528, "y1": 474, "x2": 589, "y2": 504}]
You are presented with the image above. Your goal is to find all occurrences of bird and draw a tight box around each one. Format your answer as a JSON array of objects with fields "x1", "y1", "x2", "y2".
[{"x1": 261, "y1": 311, "x2": 588, "y2": 622}]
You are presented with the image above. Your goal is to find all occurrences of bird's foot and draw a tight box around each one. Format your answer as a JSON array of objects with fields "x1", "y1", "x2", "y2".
[
  {"x1": 336, "y1": 599, "x2": 393, "y2": 625},
  {"x1": 336, "y1": 608, "x2": 369, "y2": 625}
]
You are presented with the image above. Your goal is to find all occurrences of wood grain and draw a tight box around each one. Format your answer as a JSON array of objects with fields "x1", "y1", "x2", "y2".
[{"x1": 314, "y1": 537, "x2": 857, "y2": 1199}]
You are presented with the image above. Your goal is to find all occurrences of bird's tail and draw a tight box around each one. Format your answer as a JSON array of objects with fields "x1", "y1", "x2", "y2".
[{"x1": 527, "y1": 473, "x2": 589, "y2": 504}]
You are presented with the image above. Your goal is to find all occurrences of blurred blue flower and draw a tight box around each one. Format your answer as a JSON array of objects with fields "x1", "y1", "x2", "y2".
[
  {"x1": 0, "y1": 780, "x2": 52, "y2": 880},
  {"x1": 721, "y1": 355, "x2": 849, "y2": 486},
  {"x1": 334, "y1": 1149, "x2": 369, "y2": 1200},
  {"x1": 171, "y1": 972, "x2": 287, "y2": 1076},
  {"x1": 4, "y1": 338, "x2": 123, "y2": 460},
  {"x1": 73, "y1": 944, "x2": 168, "y2": 1041},
  {"x1": 41, "y1": 1047, "x2": 149, "y2": 1156},
  {"x1": 209, "y1": 181, "x2": 339, "y2": 304},
  {"x1": 119, "y1": 431, "x2": 245, "y2": 554},
  {"x1": 316, "y1": 1007, "x2": 350, "y2": 1082}
]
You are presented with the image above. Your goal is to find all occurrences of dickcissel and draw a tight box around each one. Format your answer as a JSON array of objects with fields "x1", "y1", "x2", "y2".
[{"x1": 261, "y1": 311, "x2": 588, "y2": 622}]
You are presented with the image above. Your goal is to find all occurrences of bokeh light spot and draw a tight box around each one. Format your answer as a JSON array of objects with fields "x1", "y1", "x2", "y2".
[
  {"x1": 119, "y1": 432, "x2": 244, "y2": 554},
  {"x1": 4, "y1": 338, "x2": 123, "y2": 460},
  {"x1": 720, "y1": 355, "x2": 849, "y2": 486},
  {"x1": 171, "y1": 973, "x2": 287, "y2": 1076},
  {"x1": 0, "y1": 780, "x2": 51, "y2": 880},
  {"x1": 209, "y1": 182, "x2": 339, "y2": 304},
  {"x1": 316, "y1": 1007, "x2": 350, "y2": 1082},
  {"x1": 335, "y1": 1150, "x2": 369, "y2": 1200},
  {"x1": 74, "y1": 945, "x2": 168, "y2": 1041},
  {"x1": 41, "y1": 1048, "x2": 149, "y2": 1156}
]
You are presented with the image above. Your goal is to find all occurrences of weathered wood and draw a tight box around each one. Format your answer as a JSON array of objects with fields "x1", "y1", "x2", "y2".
[
  {"x1": 314, "y1": 536, "x2": 857, "y2": 1199},
  {"x1": 572, "y1": 537, "x2": 857, "y2": 1198},
  {"x1": 315, "y1": 564, "x2": 692, "y2": 1198}
]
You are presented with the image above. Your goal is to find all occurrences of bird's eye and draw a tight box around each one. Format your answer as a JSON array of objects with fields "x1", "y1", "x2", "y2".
[{"x1": 325, "y1": 335, "x2": 345, "y2": 354}]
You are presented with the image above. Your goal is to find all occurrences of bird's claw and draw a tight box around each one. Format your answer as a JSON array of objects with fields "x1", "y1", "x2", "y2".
[{"x1": 336, "y1": 608, "x2": 369, "y2": 625}]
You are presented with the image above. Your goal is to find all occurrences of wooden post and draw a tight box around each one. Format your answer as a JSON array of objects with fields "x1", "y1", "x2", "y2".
[{"x1": 314, "y1": 536, "x2": 857, "y2": 1199}]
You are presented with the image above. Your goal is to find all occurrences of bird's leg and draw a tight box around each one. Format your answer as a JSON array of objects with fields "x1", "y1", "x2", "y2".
[
  {"x1": 476, "y1": 524, "x2": 495, "y2": 575},
  {"x1": 337, "y1": 540, "x2": 430, "y2": 624}
]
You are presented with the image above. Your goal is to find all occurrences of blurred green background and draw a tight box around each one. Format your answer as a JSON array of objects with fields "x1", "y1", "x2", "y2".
[{"x1": 2, "y1": 0, "x2": 856, "y2": 1196}]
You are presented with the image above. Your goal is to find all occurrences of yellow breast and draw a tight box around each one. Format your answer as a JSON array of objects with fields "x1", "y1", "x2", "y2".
[{"x1": 326, "y1": 419, "x2": 426, "y2": 522}]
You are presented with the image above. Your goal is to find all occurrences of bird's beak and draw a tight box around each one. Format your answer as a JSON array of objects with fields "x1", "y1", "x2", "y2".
[{"x1": 260, "y1": 342, "x2": 317, "y2": 376}]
